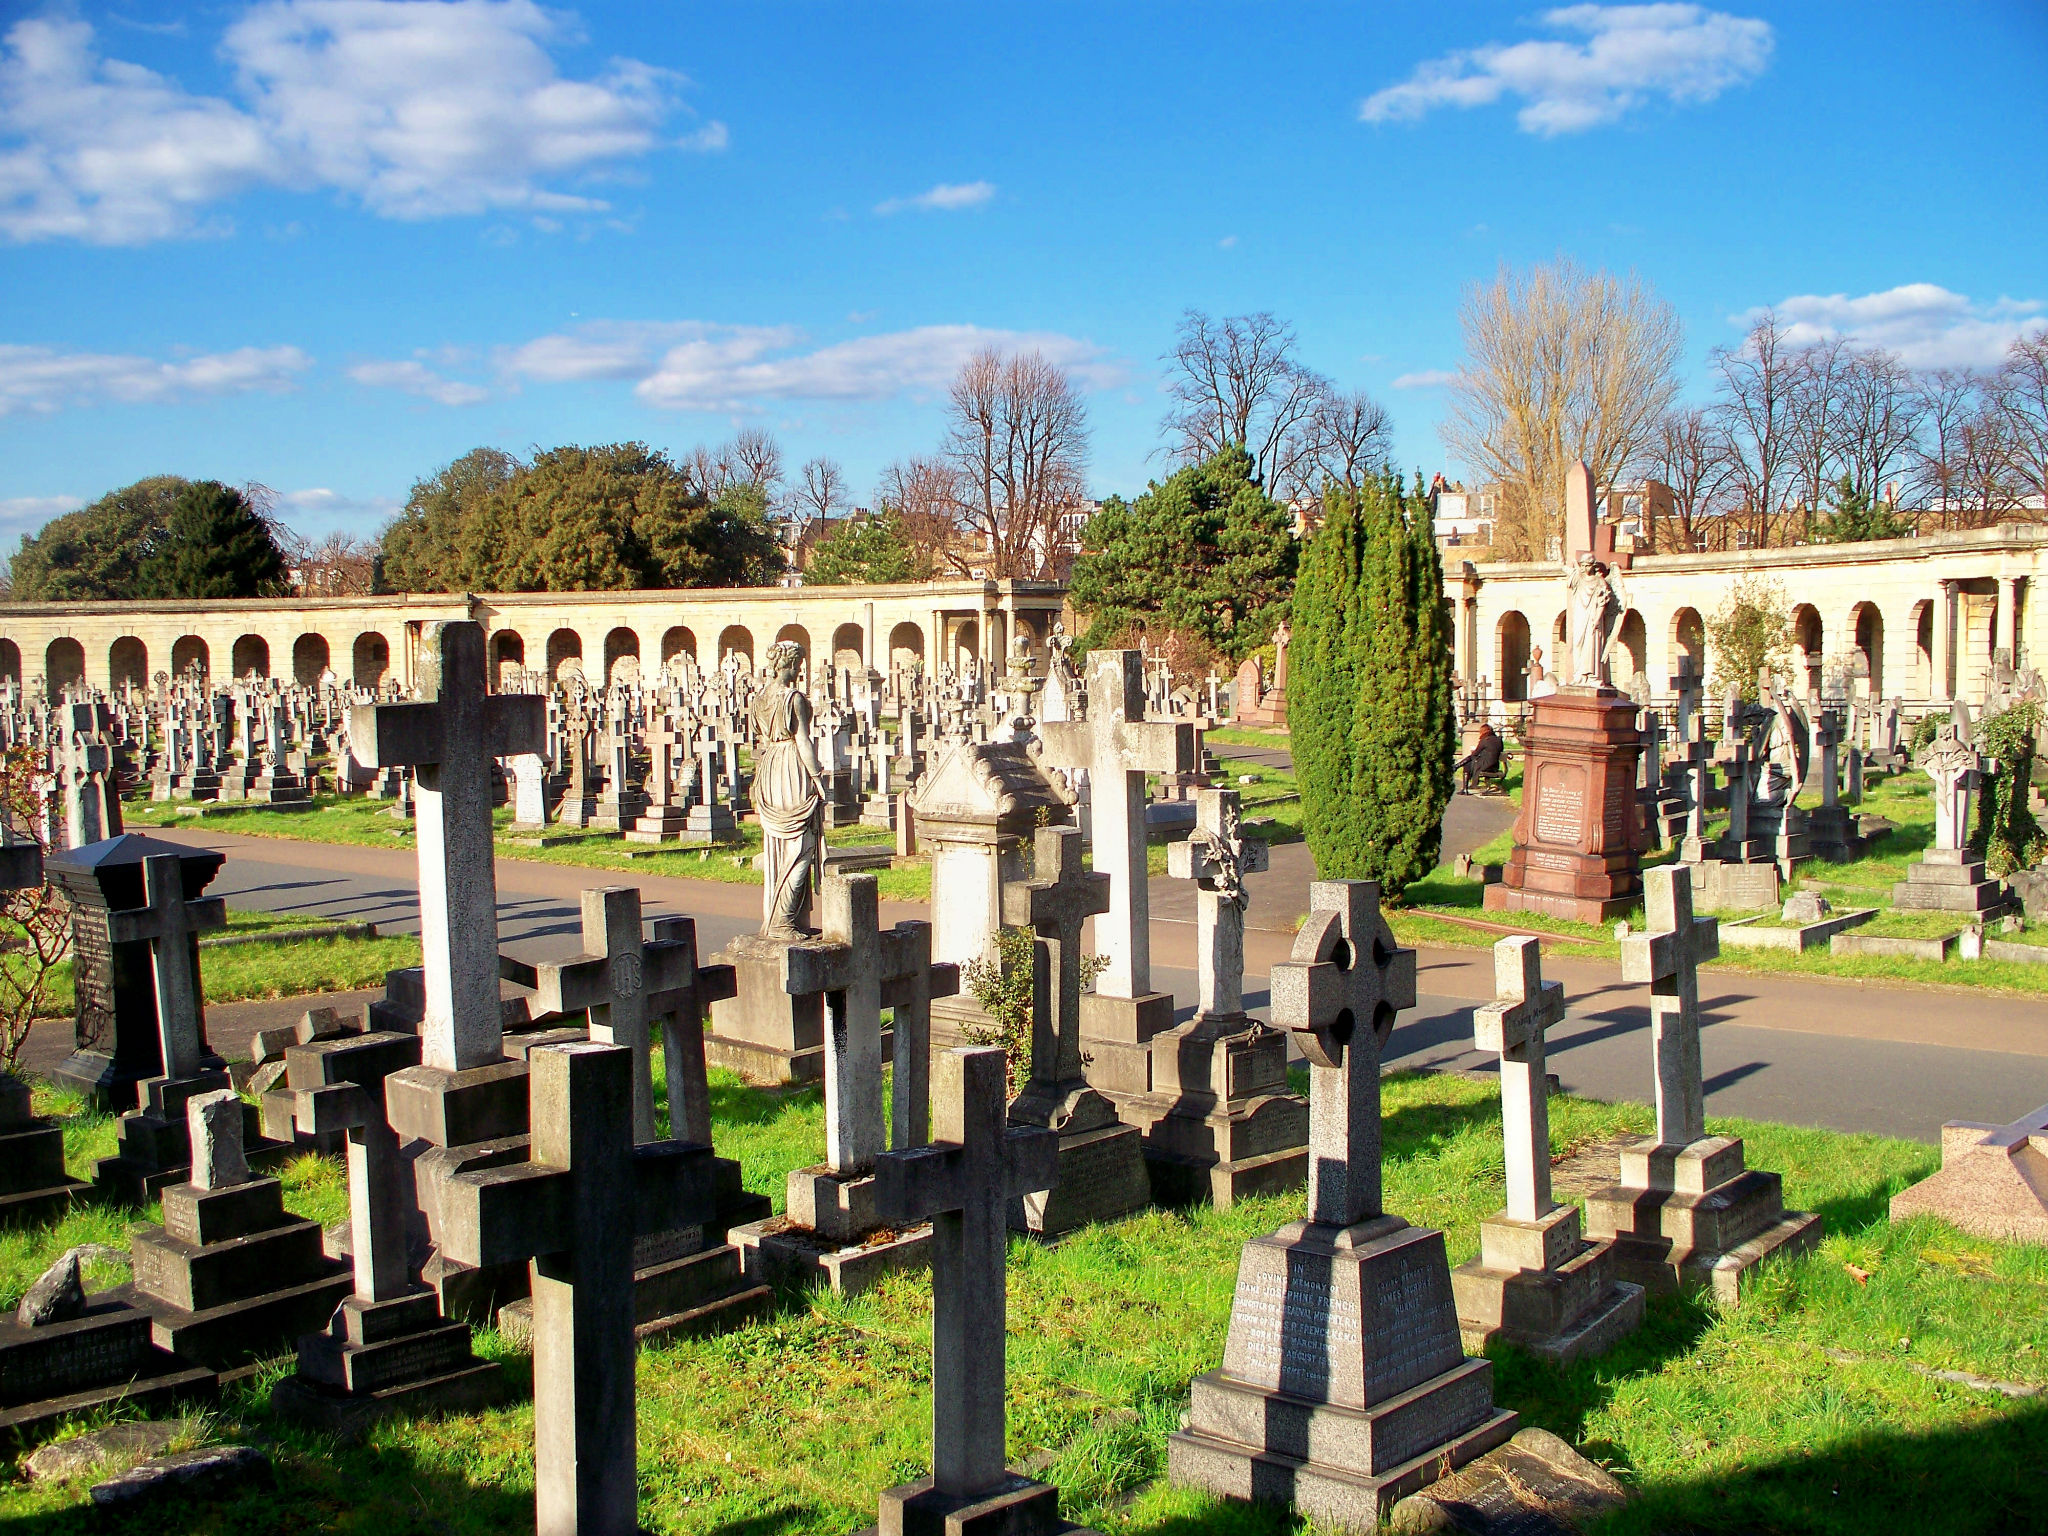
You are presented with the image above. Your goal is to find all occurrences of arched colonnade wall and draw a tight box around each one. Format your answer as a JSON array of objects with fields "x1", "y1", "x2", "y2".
[
  {"x1": 1444, "y1": 524, "x2": 2048, "y2": 708},
  {"x1": 0, "y1": 581, "x2": 1068, "y2": 702}
]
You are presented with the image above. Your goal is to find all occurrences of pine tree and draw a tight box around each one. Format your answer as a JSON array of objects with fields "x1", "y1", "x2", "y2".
[
  {"x1": 1289, "y1": 472, "x2": 1454, "y2": 897},
  {"x1": 138, "y1": 481, "x2": 288, "y2": 600},
  {"x1": 1816, "y1": 473, "x2": 1909, "y2": 542}
]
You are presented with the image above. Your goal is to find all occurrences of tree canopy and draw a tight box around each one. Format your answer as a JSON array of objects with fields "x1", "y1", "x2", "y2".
[
  {"x1": 1815, "y1": 473, "x2": 1910, "y2": 543},
  {"x1": 9, "y1": 476, "x2": 188, "y2": 601},
  {"x1": 137, "y1": 481, "x2": 290, "y2": 599},
  {"x1": 377, "y1": 443, "x2": 783, "y2": 592},
  {"x1": 805, "y1": 509, "x2": 930, "y2": 585},
  {"x1": 1067, "y1": 447, "x2": 1295, "y2": 662}
]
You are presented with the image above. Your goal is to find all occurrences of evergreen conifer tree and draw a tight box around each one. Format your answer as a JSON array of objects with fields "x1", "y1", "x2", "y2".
[
  {"x1": 138, "y1": 481, "x2": 289, "y2": 599},
  {"x1": 1289, "y1": 472, "x2": 1454, "y2": 896}
]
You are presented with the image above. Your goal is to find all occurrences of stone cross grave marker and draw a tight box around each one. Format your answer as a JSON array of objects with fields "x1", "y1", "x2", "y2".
[
  {"x1": 1166, "y1": 788, "x2": 1267, "y2": 1023},
  {"x1": 187, "y1": 1088, "x2": 248, "y2": 1190},
  {"x1": 351, "y1": 621, "x2": 545, "y2": 1073},
  {"x1": 1472, "y1": 937, "x2": 1565, "y2": 1224},
  {"x1": 869, "y1": 1046, "x2": 1068, "y2": 1533},
  {"x1": 1619, "y1": 865, "x2": 1719, "y2": 1149},
  {"x1": 1037, "y1": 649, "x2": 1194, "y2": 1007},
  {"x1": 787, "y1": 873, "x2": 886, "y2": 1176},
  {"x1": 111, "y1": 853, "x2": 227, "y2": 1084},
  {"x1": 1921, "y1": 725, "x2": 1980, "y2": 853},
  {"x1": 1268, "y1": 880, "x2": 1418, "y2": 1228},
  {"x1": 1001, "y1": 826, "x2": 1110, "y2": 1093}
]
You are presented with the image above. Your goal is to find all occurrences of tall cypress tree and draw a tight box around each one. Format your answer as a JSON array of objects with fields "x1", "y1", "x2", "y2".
[
  {"x1": 138, "y1": 481, "x2": 289, "y2": 600},
  {"x1": 1290, "y1": 472, "x2": 1454, "y2": 897}
]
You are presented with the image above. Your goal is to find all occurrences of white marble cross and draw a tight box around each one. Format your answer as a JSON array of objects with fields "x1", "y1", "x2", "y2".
[
  {"x1": 1001, "y1": 824, "x2": 1112, "y2": 1094},
  {"x1": 1037, "y1": 649, "x2": 1194, "y2": 1002},
  {"x1": 1472, "y1": 937, "x2": 1566, "y2": 1223},
  {"x1": 1167, "y1": 788, "x2": 1268, "y2": 1022},
  {"x1": 1620, "y1": 865, "x2": 1719, "y2": 1149},
  {"x1": 1920, "y1": 726, "x2": 1980, "y2": 854},
  {"x1": 1269, "y1": 880, "x2": 1417, "y2": 1228},
  {"x1": 784, "y1": 874, "x2": 886, "y2": 1177},
  {"x1": 350, "y1": 622, "x2": 545, "y2": 1073},
  {"x1": 107, "y1": 853, "x2": 226, "y2": 1082}
]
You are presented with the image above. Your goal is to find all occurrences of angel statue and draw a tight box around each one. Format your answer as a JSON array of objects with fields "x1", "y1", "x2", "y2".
[
  {"x1": 1563, "y1": 553, "x2": 1628, "y2": 687},
  {"x1": 750, "y1": 640, "x2": 829, "y2": 939}
]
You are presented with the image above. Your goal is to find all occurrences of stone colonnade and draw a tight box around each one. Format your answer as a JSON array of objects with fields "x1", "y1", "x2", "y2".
[
  {"x1": 1444, "y1": 525, "x2": 2048, "y2": 707},
  {"x1": 0, "y1": 580, "x2": 1067, "y2": 700}
]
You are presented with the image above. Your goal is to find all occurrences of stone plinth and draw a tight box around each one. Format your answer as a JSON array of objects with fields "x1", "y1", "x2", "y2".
[
  {"x1": 1893, "y1": 848, "x2": 2008, "y2": 914},
  {"x1": 273, "y1": 1289, "x2": 505, "y2": 1434},
  {"x1": 1889, "y1": 1104, "x2": 2048, "y2": 1244},
  {"x1": 1581, "y1": 1136, "x2": 1822, "y2": 1305},
  {"x1": 1111, "y1": 1020, "x2": 1308, "y2": 1207},
  {"x1": 1484, "y1": 688, "x2": 1644, "y2": 925},
  {"x1": 1006, "y1": 1081, "x2": 1152, "y2": 1238},
  {"x1": 0, "y1": 1076, "x2": 88, "y2": 1225},
  {"x1": 1167, "y1": 1215, "x2": 1517, "y2": 1528},
  {"x1": 0, "y1": 1296, "x2": 217, "y2": 1442},
  {"x1": 705, "y1": 933, "x2": 826, "y2": 1084},
  {"x1": 1450, "y1": 1204, "x2": 1644, "y2": 1365}
]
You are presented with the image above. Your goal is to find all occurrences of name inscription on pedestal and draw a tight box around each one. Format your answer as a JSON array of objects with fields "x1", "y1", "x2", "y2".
[
  {"x1": 1533, "y1": 768, "x2": 1587, "y2": 846},
  {"x1": 70, "y1": 908, "x2": 115, "y2": 1053}
]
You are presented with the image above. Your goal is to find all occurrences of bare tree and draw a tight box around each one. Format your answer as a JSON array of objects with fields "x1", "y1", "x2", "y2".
[
  {"x1": 1995, "y1": 332, "x2": 2048, "y2": 510},
  {"x1": 725, "y1": 427, "x2": 784, "y2": 495},
  {"x1": 1709, "y1": 310, "x2": 1801, "y2": 548},
  {"x1": 876, "y1": 455, "x2": 966, "y2": 575},
  {"x1": 941, "y1": 347, "x2": 1090, "y2": 580},
  {"x1": 1651, "y1": 407, "x2": 1731, "y2": 553},
  {"x1": 1785, "y1": 335, "x2": 1849, "y2": 536},
  {"x1": 1441, "y1": 257, "x2": 1684, "y2": 560},
  {"x1": 1161, "y1": 310, "x2": 1330, "y2": 492},
  {"x1": 791, "y1": 457, "x2": 848, "y2": 531},
  {"x1": 1290, "y1": 386, "x2": 1394, "y2": 497},
  {"x1": 289, "y1": 531, "x2": 379, "y2": 596},
  {"x1": 1909, "y1": 367, "x2": 1983, "y2": 522},
  {"x1": 1835, "y1": 346, "x2": 1921, "y2": 508}
]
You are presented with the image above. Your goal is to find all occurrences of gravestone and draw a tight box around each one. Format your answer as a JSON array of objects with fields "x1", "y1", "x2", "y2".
[
  {"x1": 508, "y1": 752, "x2": 550, "y2": 831},
  {"x1": 859, "y1": 1046, "x2": 1098, "y2": 1536},
  {"x1": 1170, "y1": 882, "x2": 1516, "y2": 1526},
  {"x1": 1450, "y1": 938, "x2": 1643, "y2": 1363},
  {"x1": 1484, "y1": 691, "x2": 1644, "y2": 924},
  {"x1": 119, "y1": 1088, "x2": 352, "y2": 1369},
  {"x1": 1893, "y1": 724, "x2": 2007, "y2": 913},
  {"x1": 1120, "y1": 788, "x2": 1306, "y2": 1206},
  {"x1": 1582, "y1": 866, "x2": 1821, "y2": 1301},
  {"x1": 0, "y1": 840, "x2": 89, "y2": 1225},
  {"x1": 1805, "y1": 710, "x2": 1866, "y2": 862},
  {"x1": 1890, "y1": 1102, "x2": 2048, "y2": 1244}
]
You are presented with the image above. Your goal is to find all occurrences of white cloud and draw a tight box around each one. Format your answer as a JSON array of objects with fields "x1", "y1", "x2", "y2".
[
  {"x1": 1361, "y1": 4, "x2": 1772, "y2": 136},
  {"x1": 677, "y1": 119, "x2": 727, "y2": 153},
  {"x1": 0, "y1": 343, "x2": 312, "y2": 415},
  {"x1": 347, "y1": 358, "x2": 489, "y2": 405},
  {"x1": 278, "y1": 486, "x2": 403, "y2": 525},
  {"x1": 0, "y1": 3, "x2": 696, "y2": 243},
  {"x1": 499, "y1": 318, "x2": 1120, "y2": 411},
  {"x1": 1746, "y1": 284, "x2": 2048, "y2": 370},
  {"x1": 0, "y1": 494, "x2": 83, "y2": 543},
  {"x1": 874, "y1": 180, "x2": 995, "y2": 215},
  {"x1": 1391, "y1": 369, "x2": 1458, "y2": 389}
]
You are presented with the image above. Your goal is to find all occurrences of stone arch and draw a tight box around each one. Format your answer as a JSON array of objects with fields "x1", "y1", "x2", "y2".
[
  {"x1": 1496, "y1": 611, "x2": 1531, "y2": 701},
  {"x1": 889, "y1": 621, "x2": 925, "y2": 673},
  {"x1": 172, "y1": 635, "x2": 209, "y2": 681},
  {"x1": 661, "y1": 626, "x2": 696, "y2": 674},
  {"x1": 831, "y1": 622, "x2": 864, "y2": 681},
  {"x1": 292, "y1": 632, "x2": 330, "y2": 686},
  {"x1": 1850, "y1": 602, "x2": 1884, "y2": 699},
  {"x1": 109, "y1": 636, "x2": 148, "y2": 691},
  {"x1": 353, "y1": 631, "x2": 390, "y2": 688},
  {"x1": 718, "y1": 625, "x2": 755, "y2": 670},
  {"x1": 1613, "y1": 610, "x2": 1647, "y2": 689},
  {"x1": 603, "y1": 626, "x2": 640, "y2": 687},
  {"x1": 547, "y1": 627, "x2": 584, "y2": 681},
  {"x1": 492, "y1": 630, "x2": 525, "y2": 689},
  {"x1": 954, "y1": 618, "x2": 979, "y2": 668},
  {"x1": 1911, "y1": 600, "x2": 1933, "y2": 697},
  {"x1": 231, "y1": 634, "x2": 270, "y2": 680},
  {"x1": 1551, "y1": 611, "x2": 1568, "y2": 654},
  {"x1": 1790, "y1": 604, "x2": 1823, "y2": 695},
  {"x1": 45, "y1": 638, "x2": 84, "y2": 701},
  {"x1": 0, "y1": 639, "x2": 19, "y2": 687},
  {"x1": 1670, "y1": 607, "x2": 1705, "y2": 678}
]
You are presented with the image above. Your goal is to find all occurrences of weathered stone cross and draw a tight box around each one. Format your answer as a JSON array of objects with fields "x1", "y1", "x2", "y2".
[
  {"x1": 351, "y1": 621, "x2": 545, "y2": 1073},
  {"x1": 1166, "y1": 788, "x2": 1267, "y2": 1023},
  {"x1": 290, "y1": 1045, "x2": 422, "y2": 1304},
  {"x1": 1920, "y1": 725, "x2": 1980, "y2": 854},
  {"x1": 1037, "y1": 649, "x2": 1194, "y2": 1003},
  {"x1": 1472, "y1": 937, "x2": 1566, "y2": 1224},
  {"x1": 1619, "y1": 865, "x2": 1719, "y2": 1148},
  {"x1": 107, "y1": 853, "x2": 226, "y2": 1083},
  {"x1": 873, "y1": 1046, "x2": 1060, "y2": 1521},
  {"x1": 1269, "y1": 880, "x2": 1417, "y2": 1228},
  {"x1": 1000, "y1": 825, "x2": 1110, "y2": 1096}
]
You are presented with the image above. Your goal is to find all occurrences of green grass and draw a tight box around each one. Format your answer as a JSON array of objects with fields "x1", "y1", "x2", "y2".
[{"x1": 5, "y1": 1069, "x2": 2041, "y2": 1534}]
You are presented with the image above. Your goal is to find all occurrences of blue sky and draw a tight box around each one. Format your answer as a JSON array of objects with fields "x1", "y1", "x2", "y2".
[{"x1": 2, "y1": 1, "x2": 2044, "y2": 546}]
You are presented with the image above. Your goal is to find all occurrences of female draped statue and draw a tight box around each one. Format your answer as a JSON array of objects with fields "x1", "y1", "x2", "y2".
[
  {"x1": 1563, "y1": 554, "x2": 1627, "y2": 687},
  {"x1": 750, "y1": 641, "x2": 828, "y2": 938}
]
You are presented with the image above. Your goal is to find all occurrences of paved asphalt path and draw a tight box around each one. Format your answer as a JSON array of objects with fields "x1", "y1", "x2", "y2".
[{"x1": 101, "y1": 819, "x2": 2048, "y2": 1149}]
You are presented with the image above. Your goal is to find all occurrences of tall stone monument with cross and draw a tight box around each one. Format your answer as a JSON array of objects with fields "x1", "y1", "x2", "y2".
[
  {"x1": 1893, "y1": 722, "x2": 2006, "y2": 913},
  {"x1": 1169, "y1": 882, "x2": 1516, "y2": 1526},
  {"x1": 1036, "y1": 649, "x2": 1196, "y2": 1101},
  {"x1": 1449, "y1": 938, "x2": 1643, "y2": 1363},
  {"x1": 1119, "y1": 788, "x2": 1306, "y2": 1206},
  {"x1": 1582, "y1": 866, "x2": 1821, "y2": 1301},
  {"x1": 1486, "y1": 463, "x2": 1646, "y2": 924},
  {"x1": 859, "y1": 1045, "x2": 1100, "y2": 1536}
]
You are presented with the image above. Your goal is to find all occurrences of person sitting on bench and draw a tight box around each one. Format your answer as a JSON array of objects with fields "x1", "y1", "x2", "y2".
[{"x1": 1454, "y1": 723, "x2": 1504, "y2": 791}]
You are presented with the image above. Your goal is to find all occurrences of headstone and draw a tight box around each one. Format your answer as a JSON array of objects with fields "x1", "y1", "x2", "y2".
[
  {"x1": 1890, "y1": 1102, "x2": 2048, "y2": 1244},
  {"x1": 860, "y1": 1046, "x2": 1098, "y2": 1536},
  {"x1": 0, "y1": 842, "x2": 90, "y2": 1226},
  {"x1": 1893, "y1": 724, "x2": 2007, "y2": 913},
  {"x1": 1485, "y1": 685, "x2": 1645, "y2": 924},
  {"x1": 1450, "y1": 938, "x2": 1643, "y2": 1362},
  {"x1": 1169, "y1": 881, "x2": 1516, "y2": 1526},
  {"x1": 1582, "y1": 866, "x2": 1821, "y2": 1302}
]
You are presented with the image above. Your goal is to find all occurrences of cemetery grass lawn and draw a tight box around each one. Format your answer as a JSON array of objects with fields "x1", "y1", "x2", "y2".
[
  {"x1": 1201, "y1": 725, "x2": 1291, "y2": 750},
  {"x1": 6, "y1": 1069, "x2": 2045, "y2": 1534}
]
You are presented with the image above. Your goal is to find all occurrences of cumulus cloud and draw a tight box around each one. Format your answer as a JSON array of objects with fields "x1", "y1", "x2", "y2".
[
  {"x1": 874, "y1": 180, "x2": 995, "y2": 215},
  {"x1": 1750, "y1": 284, "x2": 2047, "y2": 371},
  {"x1": 1361, "y1": 4, "x2": 1773, "y2": 136},
  {"x1": 1391, "y1": 369, "x2": 1458, "y2": 389},
  {"x1": 0, "y1": 3, "x2": 698, "y2": 243},
  {"x1": 498, "y1": 318, "x2": 1120, "y2": 411},
  {"x1": 277, "y1": 486, "x2": 403, "y2": 524},
  {"x1": 0, "y1": 494, "x2": 83, "y2": 543},
  {"x1": 347, "y1": 358, "x2": 489, "y2": 404},
  {"x1": 0, "y1": 343, "x2": 312, "y2": 415}
]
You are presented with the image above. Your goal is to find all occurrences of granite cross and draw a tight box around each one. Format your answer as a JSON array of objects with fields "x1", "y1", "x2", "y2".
[
  {"x1": 107, "y1": 853, "x2": 226, "y2": 1083},
  {"x1": 1036, "y1": 649, "x2": 1194, "y2": 1002},
  {"x1": 350, "y1": 621, "x2": 545, "y2": 1074},
  {"x1": 1815, "y1": 710, "x2": 1843, "y2": 810},
  {"x1": 873, "y1": 1046, "x2": 1060, "y2": 1515},
  {"x1": 290, "y1": 1044, "x2": 424, "y2": 1304},
  {"x1": 1619, "y1": 865, "x2": 1719, "y2": 1149},
  {"x1": 1269, "y1": 880, "x2": 1417, "y2": 1228},
  {"x1": 999, "y1": 825, "x2": 1111, "y2": 1092},
  {"x1": 1472, "y1": 937, "x2": 1566, "y2": 1224},
  {"x1": 1166, "y1": 788, "x2": 1268, "y2": 1023}
]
